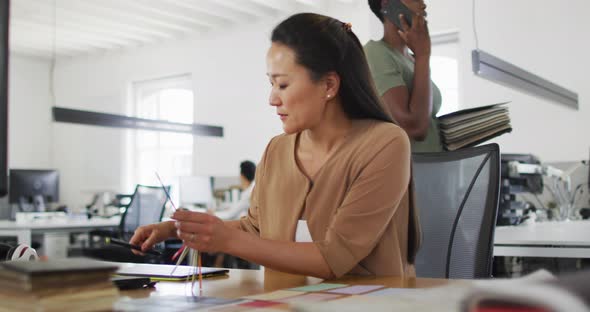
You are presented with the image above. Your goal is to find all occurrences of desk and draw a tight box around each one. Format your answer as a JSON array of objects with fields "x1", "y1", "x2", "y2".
[
  {"x1": 120, "y1": 267, "x2": 451, "y2": 299},
  {"x1": 0, "y1": 216, "x2": 120, "y2": 246},
  {"x1": 493, "y1": 220, "x2": 590, "y2": 258}
]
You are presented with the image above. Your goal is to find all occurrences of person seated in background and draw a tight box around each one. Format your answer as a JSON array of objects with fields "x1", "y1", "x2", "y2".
[
  {"x1": 204, "y1": 160, "x2": 258, "y2": 269},
  {"x1": 131, "y1": 12, "x2": 420, "y2": 279},
  {"x1": 212, "y1": 160, "x2": 256, "y2": 220}
]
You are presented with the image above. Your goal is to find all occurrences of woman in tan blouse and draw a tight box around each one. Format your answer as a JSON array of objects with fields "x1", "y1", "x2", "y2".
[{"x1": 130, "y1": 13, "x2": 421, "y2": 279}]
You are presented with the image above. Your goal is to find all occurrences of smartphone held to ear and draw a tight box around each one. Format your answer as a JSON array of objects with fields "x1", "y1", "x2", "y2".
[{"x1": 381, "y1": 0, "x2": 414, "y2": 29}]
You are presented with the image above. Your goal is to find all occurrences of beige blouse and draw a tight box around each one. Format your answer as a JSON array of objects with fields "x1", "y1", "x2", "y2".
[{"x1": 239, "y1": 119, "x2": 414, "y2": 278}]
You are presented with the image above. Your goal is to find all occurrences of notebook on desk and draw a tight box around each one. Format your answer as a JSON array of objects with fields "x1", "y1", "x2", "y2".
[{"x1": 114, "y1": 263, "x2": 229, "y2": 281}]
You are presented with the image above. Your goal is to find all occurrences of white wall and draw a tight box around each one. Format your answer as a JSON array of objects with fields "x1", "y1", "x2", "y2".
[
  {"x1": 8, "y1": 55, "x2": 53, "y2": 169},
  {"x1": 1, "y1": 55, "x2": 53, "y2": 218},
  {"x1": 457, "y1": 0, "x2": 589, "y2": 162},
  {"x1": 51, "y1": 18, "x2": 287, "y2": 207}
]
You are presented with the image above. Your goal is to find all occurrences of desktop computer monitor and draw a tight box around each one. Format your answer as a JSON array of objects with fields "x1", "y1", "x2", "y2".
[
  {"x1": 9, "y1": 169, "x2": 59, "y2": 212},
  {"x1": 179, "y1": 176, "x2": 213, "y2": 207}
]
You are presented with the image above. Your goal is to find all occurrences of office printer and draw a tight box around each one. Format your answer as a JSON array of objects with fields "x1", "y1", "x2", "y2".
[{"x1": 498, "y1": 154, "x2": 544, "y2": 225}]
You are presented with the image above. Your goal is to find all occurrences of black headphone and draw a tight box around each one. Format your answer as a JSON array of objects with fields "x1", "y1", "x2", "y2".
[{"x1": 0, "y1": 242, "x2": 39, "y2": 261}]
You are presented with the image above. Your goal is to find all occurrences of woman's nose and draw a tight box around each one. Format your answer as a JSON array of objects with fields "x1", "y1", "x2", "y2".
[{"x1": 269, "y1": 91, "x2": 281, "y2": 107}]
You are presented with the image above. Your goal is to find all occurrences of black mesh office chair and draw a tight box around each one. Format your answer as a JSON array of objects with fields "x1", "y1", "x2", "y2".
[
  {"x1": 83, "y1": 185, "x2": 170, "y2": 262},
  {"x1": 413, "y1": 143, "x2": 501, "y2": 279},
  {"x1": 118, "y1": 185, "x2": 170, "y2": 241}
]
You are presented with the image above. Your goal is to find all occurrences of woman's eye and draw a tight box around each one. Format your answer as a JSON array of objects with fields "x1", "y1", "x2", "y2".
[{"x1": 279, "y1": 84, "x2": 288, "y2": 90}]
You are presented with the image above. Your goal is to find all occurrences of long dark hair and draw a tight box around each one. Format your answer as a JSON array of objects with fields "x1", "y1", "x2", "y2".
[
  {"x1": 368, "y1": 0, "x2": 385, "y2": 22},
  {"x1": 272, "y1": 13, "x2": 421, "y2": 265},
  {"x1": 271, "y1": 13, "x2": 392, "y2": 124}
]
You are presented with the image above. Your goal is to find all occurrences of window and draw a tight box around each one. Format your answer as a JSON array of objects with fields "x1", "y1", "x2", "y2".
[
  {"x1": 431, "y1": 40, "x2": 460, "y2": 117},
  {"x1": 131, "y1": 75, "x2": 194, "y2": 186}
]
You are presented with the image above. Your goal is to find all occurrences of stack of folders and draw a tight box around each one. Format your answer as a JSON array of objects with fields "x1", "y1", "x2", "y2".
[
  {"x1": 0, "y1": 258, "x2": 119, "y2": 312},
  {"x1": 437, "y1": 102, "x2": 512, "y2": 151}
]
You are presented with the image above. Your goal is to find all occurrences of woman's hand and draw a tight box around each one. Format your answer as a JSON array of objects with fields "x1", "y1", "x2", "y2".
[
  {"x1": 398, "y1": 13, "x2": 431, "y2": 58},
  {"x1": 172, "y1": 210, "x2": 234, "y2": 253},
  {"x1": 129, "y1": 221, "x2": 176, "y2": 255}
]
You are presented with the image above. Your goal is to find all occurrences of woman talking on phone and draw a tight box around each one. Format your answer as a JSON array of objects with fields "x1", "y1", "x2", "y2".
[
  {"x1": 365, "y1": 0, "x2": 443, "y2": 152},
  {"x1": 130, "y1": 13, "x2": 420, "y2": 279}
]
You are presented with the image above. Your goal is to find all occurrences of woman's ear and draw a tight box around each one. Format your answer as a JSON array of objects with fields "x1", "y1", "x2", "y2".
[{"x1": 323, "y1": 71, "x2": 340, "y2": 100}]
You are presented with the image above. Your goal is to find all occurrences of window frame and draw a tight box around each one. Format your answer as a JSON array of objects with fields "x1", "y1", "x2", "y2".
[{"x1": 128, "y1": 74, "x2": 195, "y2": 187}]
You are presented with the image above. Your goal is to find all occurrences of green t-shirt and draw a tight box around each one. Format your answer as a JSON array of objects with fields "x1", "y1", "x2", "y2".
[{"x1": 364, "y1": 39, "x2": 443, "y2": 153}]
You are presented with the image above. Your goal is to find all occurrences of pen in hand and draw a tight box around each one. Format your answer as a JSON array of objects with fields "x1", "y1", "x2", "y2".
[{"x1": 155, "y1": 172, "x2": 178, "y2": 211}]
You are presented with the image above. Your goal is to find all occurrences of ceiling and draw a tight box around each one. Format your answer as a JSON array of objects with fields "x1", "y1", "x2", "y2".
[{"x1": 9, "y1": 0, "x2": 353, "y2": 59}]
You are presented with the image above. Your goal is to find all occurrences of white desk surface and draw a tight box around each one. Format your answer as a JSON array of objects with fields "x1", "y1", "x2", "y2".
[
  {"x1": 0, "y1": 216, "x2": 120, "y2": 246},
  {"x1": 0, "y1": 216, "x2": 120, "y2": 230},
  {"x1": 493, "y1": 220, "x2": 590, "y2": 258}
]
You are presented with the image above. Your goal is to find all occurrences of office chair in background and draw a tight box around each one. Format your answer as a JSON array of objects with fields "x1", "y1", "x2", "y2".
[
  {"x1": 118, "y1": 185, "x2": 170, "y2": 241},
  {"x1": 412, "y1": 143, "x2": 501, "y2": 279},
  {"x1": 83, "y1": 184, "x2": 170, "y2": 263}
]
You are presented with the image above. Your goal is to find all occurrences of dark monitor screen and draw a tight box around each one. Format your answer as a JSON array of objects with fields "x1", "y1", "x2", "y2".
[
  {"x1": 9, "y1": 170, "x2": 59, "y2": 207},
  {"x1": 0, "y1": 1, "x2": 9, "y2": 197}
]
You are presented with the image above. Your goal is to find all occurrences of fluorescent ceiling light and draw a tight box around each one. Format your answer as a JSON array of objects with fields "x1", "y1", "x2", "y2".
[
  {"x1": 472, "y1": 49, "x2": 578, "y2": 110},
  {"x1": 52, "y1": 107, "x2": 223, "y2": 137}
]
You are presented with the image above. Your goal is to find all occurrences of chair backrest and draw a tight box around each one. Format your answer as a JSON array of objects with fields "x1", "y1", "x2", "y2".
[
  {"x1": 120, "y1": 185, "x2": 170, "y2": 239},
  {"x1": 413, "y1": 143, "x2": 500, "y2": 279}
]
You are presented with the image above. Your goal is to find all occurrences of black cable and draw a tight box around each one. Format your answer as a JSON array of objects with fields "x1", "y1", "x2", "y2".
[
  {"x1": 569, "y1": 183, "x2": 585, "y2": 207},
  {"x1": 532, "y1": 193, "x2": 545, "y2": 210},
  {"x1": 0, "y1": 242, "x2": 15, "y2": 261},
  {"x1": 472, "y1": 0, "x2": 479, "y2": 49},
  {"x1": 543, "y1": 184, "x2": 558, "y2": 204}
]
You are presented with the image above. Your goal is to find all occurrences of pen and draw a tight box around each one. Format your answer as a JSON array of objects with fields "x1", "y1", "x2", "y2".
[
  {"x1": 172, "y1": 244, "x2": 187, "y2": 261},
  {"x1": 154, "y1": 172, "x2": 178, "y2": 211},
  {"x1": 170, "y1": 245, "x2": 190, "y2": 275},
  {"x1": 198, "y1": 252, "x2": 202, "y2": 290}
]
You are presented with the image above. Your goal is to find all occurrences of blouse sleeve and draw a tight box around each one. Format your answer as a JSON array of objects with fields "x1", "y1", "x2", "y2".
[
  {"x1": 239, "y1": 137, "x2": 275, "y2": 235},
  {"x1": 365, "y1": 44, "x2": 405, "y2": 96},
  {"x1": 314, "y1": 130, "x2": 411, "y2": 277}
]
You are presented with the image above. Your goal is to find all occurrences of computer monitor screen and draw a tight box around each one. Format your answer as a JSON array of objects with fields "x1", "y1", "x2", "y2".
[
  {"x1": 179, "y1": 176, "x2": 213, "y2": 206},
  {"x1": 0, "y1": 1, "x2": 9, "y2": 197},
  {"x1": 9, "y1": 169, "x2": 59, "y2": 211}
]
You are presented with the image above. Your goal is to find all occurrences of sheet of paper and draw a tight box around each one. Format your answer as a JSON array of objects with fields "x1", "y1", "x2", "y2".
[
  {"x1": 206, "y1": 304, "x2": 250, "y2": 312},
  {"x1": 243, "y1": 290, "x2": 302, "y2": 301},
  {"x1": 295, "y1": 220, "x2": 313, "y2": 242},
  {"x1": 208, "y1": 305, "x2": 285, "y2": 312},
  {"x1": 325, "y1": 285, "x2": 384, "y2": 295},
  {"x1": 278, "y1": 292, "x2": 343, "y2": 303},
  {"x1": 364, "y1": 288, "x2": 424, "y2": 297},
  {"x1": 238, "y1": 300, "x2": 283, "y2": 308},
  {"x1": 114, "y1": 296, "x2": 244, "y2": 312},
  {"x1": 288, "y1": 283, "x2": 347, "y2": 292},
  {"x1": 292, "y1": 296, "x2": 402, "y2": 312},
  {"x1": 292, "y1": 293, "x2": 460, "y2": 312}
]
